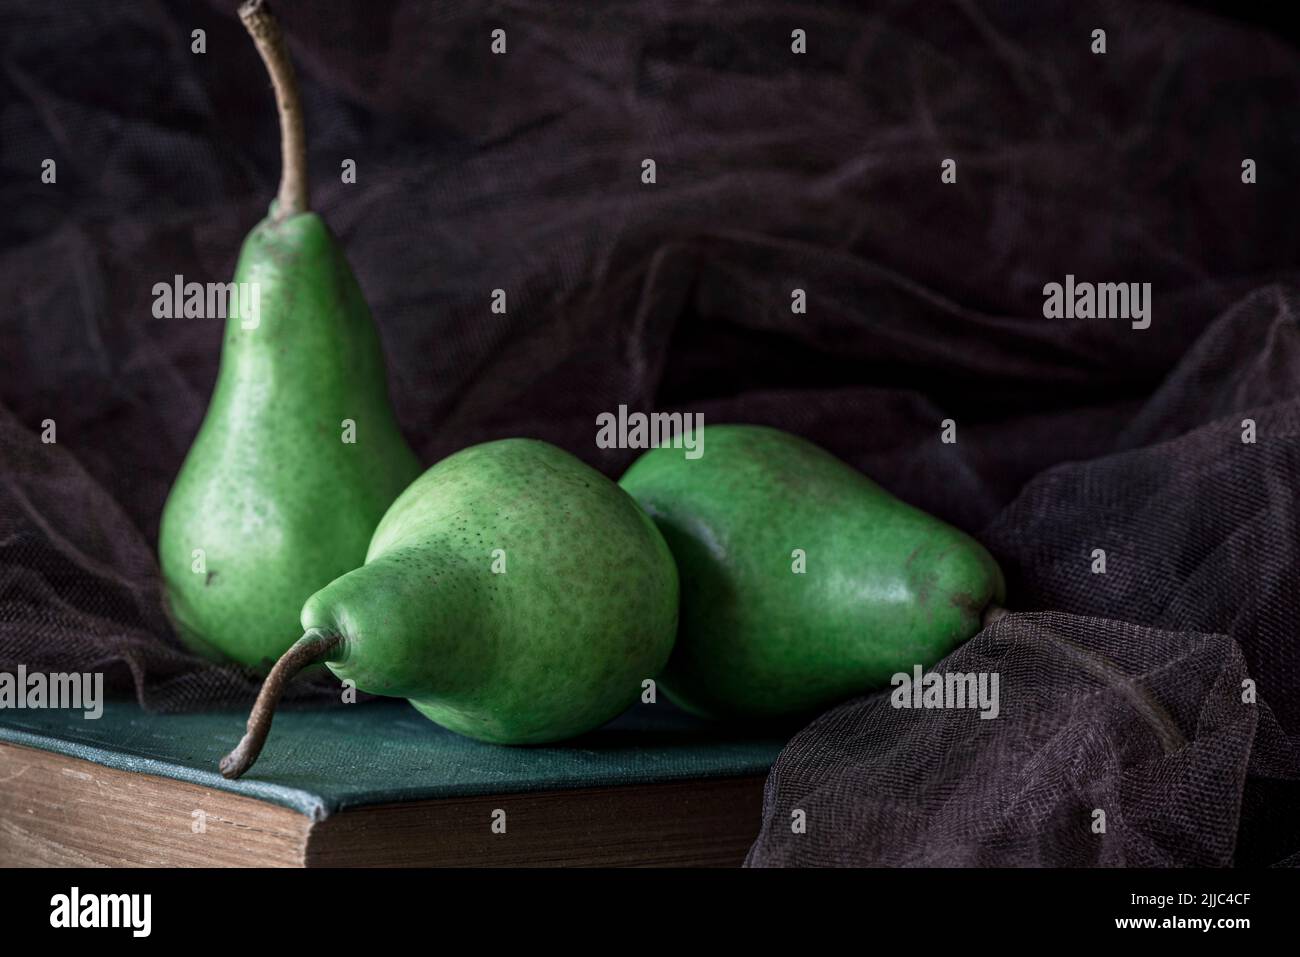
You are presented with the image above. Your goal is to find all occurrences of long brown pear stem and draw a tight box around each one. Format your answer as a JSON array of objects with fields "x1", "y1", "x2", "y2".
[
  {"x1": 239, "y1": 0, "x2": 309, "y2": 221},
  {"x1": 219, "y1": 629, "x2": 341, "y2": 779}
]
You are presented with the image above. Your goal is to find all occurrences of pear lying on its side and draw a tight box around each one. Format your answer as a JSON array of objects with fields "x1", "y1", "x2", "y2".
[
  {"x1": 220, "y1": 439, "x2": 680, "y2": 779},
  {"x1": 619, "y1": 424, "x2": 1005, "y2": 719}
]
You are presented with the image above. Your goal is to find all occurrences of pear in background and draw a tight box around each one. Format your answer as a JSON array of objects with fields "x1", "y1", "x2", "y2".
[{"x1": 620, "y1": 424, "x2": 1005, "y2": 719}]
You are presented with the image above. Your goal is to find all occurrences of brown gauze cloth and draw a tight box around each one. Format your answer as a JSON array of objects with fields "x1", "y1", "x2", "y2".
[{"x1": 1, "y1": 1, "x2": 1298, "y2": 866}]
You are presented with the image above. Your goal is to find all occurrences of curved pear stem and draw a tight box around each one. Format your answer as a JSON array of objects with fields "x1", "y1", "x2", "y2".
[
  {"x1": 239, "y1": 0, "x2": 309, "y2": 221},
  {"x1": 219, "y1": 629, "x2": 341, "y2": 780}
]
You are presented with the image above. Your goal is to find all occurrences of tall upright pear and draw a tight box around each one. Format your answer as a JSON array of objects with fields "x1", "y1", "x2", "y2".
[
  {"x1": 619, "y1": 425, "x2": 1006, "y2": 719},
  {"x1": 159, "y1": 1, "x2": 420, "y2": 669}
]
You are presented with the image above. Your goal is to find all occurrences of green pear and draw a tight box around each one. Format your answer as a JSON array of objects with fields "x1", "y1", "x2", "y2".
[
  {"x1": 219, "y1": 438, "x2": 679, "y2": 779},
  {"x1": 159, "y1": 1, "x2": 420, "y2": 669},
  {"x1": 618, "y1": 424, "x2": 1005, "y2": 719}
]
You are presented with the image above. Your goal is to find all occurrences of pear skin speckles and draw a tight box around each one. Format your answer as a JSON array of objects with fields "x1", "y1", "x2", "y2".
[
  {"x1": 303, "y1": 439, "x2": 679, "y2": 744},
  {"x1": 159, "y1": 213, "x2": 421, "y2": 669}
]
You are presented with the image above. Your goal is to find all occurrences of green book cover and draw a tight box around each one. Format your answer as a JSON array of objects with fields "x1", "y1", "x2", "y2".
[{"x1": 0, "y1": 699, "x2": 789, "y2": 821}]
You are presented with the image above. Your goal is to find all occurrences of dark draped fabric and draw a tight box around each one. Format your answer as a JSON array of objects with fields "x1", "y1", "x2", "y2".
[{"x1": 2, "y1": 0, "x2": 1298, "y2": 865}]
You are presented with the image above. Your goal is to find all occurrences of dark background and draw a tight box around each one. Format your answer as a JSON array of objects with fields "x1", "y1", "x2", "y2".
[{"x1": 3, "y1": 0, "x2": 1299, "y2": 865}]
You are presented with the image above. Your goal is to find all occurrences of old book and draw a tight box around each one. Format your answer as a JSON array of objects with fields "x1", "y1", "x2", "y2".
[{"x1": 0, "y1": 699, "x2": 786, "y2": 867}]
